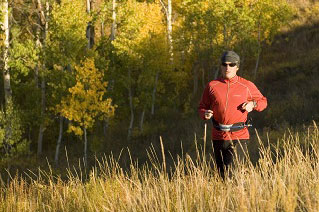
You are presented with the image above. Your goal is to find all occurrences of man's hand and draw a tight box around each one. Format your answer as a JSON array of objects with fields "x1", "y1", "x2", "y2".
[
  {"x1": 204, "y1": 110, "x2": 213, "y2": 120},
  {"x1": 242, "y1": 101, "x2": 256, "y2": 112}
]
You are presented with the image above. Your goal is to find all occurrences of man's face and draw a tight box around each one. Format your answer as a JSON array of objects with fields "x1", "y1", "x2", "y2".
[{"x1": 221, "y1": 62, "x2": 239, "y2": 79}]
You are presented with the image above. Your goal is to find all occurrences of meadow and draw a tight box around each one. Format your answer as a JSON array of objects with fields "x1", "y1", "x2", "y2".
[
  {"x1": 1, "y1": 122, "x2": 318, "y2": 212},
  {"x1": 1, "y1": 1, "x2": 319, "y2": 211}
]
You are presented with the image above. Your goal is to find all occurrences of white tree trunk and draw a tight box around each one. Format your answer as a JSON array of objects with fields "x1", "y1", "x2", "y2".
[
  {"x1": 2, "y1": 0, "x2": 12, "y2": 104},
  {"x1": 2, "y1": 0, "x2": 12, "y2": 154},
  {"x1": 84, "y1": 0, "x2": 92, "y2": 165},
  {"x1": 160, "y1": 0, "x2": 173, "y2": 63},
  {"x1": 101, "y1": 21, "x2": 104, "y2": 37},
  {"x1": 45, "y1": 1, "x2": 49, "y2": 36},
  {"x1": 193, "y1": 62, "x2": 199, "y2": 97},
  {"x1": 254, "y1": 50, "x2": 261, "y2": 78},
  {"x1": 100, "y1": 1, "x2": 117, "y2": 143},
  {"x1": 35, "y1": 22, "x2": 41, "y2": 87},
  {"x1": 86, "y1": 0, "x2": 94, "y2": 49},
  {"x1": 111, "y1": 0, "x2": 117, "y2": 41},
  {"x1": 127, "y1": 70, "x2": 134, "y2": 141},
  {"x1": 37, "y1": 0, "x2": 46, "y2": 26},
  {"x1": 36, "y1": 0, "x2": 49, "y2": 156},
  {"x1": 254, "y1": 25, "x2": 262, "y2": 79},
  {"x1": 101, "y1": 0, "x2": 116, "y2": 139},
  {"x1": 84, "y1": 127, "x2": 88, "y2": 167},
  {"x1": 223, "y1": 24, "x2": 229, "y2": 48},
  {"x1": 37, "y1": 78, "x2": 45, "y2": 155},
  {"x1": 35, "y1": 63, "x2": 39, "y2": 87},
  {"x1": 139, "y1": 107, "x2": 145, "y2": 132},
  {"x1": 103, "y1": 118, "x2": 109, "y2": 138},
  {"x1": 167, "y1": 0, "x2": 173, "y2": 62},
  {"x1": 54, "y1": 116, "x2": 63, "y2": 166},
  {"x1": 151, "y1": 71, "x2": 159, "y2": 116},
  {"x1": 86, "y1": 0, "x2": 90, "y2": 12}
]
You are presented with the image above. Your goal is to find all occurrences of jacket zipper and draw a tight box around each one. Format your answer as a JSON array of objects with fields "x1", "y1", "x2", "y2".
[{"x1": 224, "y1": 81, "x2": 230, "y2": 114}]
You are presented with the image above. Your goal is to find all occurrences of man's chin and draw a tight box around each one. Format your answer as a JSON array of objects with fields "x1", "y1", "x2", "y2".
[{"x1": 225, "y1": 75, "x2": 235, "y2": 79}]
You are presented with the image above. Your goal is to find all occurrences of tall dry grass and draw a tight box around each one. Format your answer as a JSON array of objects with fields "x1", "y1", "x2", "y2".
[{"x1": 1, "y1": 122, "x2": 319, "y2": 212}]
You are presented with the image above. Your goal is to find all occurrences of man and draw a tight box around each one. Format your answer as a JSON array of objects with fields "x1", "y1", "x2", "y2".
[{"x1": 198, "y1": 51, "x2": 267, "y2": 178}]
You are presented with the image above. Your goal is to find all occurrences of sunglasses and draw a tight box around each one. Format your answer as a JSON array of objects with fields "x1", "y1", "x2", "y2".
[{"x1": 221, "y1": 62, "x2": 237, "y2": 67}]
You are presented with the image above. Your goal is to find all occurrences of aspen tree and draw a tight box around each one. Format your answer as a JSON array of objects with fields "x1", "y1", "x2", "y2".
[
  {"x1": 2, "y1": 0, "x2": 11, "y2": 104},
  {"x1": 1, "y1": 0, "x2": 12, "y2": 154},
  {"x1": 58, "y1": 59, "x2": 115, "y2": 166},
  {"x1": 154, "y1": 0, "x2": 173, "y2": 117},
  {"x1": 105, "y1": 0, "x2": 117, "y2": 137},
  {"x1": 159, "y1": 0, "x2": 173, "y2": 63},
  {"x1": 250, "y1": 0, "x2": 292, "y2": 78},
  {"x1": 176, "y1": 0, "x2": 292, "y2": 97},
  {"x1": 86, "y1": 0, "x2": 94, "y2": 49},
  {"x1": 94, "y1": 0, "x2": 117, "y2": 139},
  {"x1": 113, "y1": 0, "x2": 166, "y2": 138},
  {"x1": 111, "y1": 0, "x2": 117, "y2": 41},
  {"x1": 36, "y1": 0, "x2": 49, "y2": 156},
  {"x1": 47, "y1": 0, "x2": 90, "y2": 164}
]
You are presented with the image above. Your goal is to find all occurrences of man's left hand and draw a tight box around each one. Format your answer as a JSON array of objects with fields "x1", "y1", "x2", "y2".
[{"x1": 242, "y1": 101, "x2": 255, "y2": 112}]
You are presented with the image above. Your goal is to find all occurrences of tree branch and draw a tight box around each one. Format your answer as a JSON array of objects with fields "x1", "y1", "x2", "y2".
[{"x1": 159, "y1": 0, "x2": 168, "y2": 17}]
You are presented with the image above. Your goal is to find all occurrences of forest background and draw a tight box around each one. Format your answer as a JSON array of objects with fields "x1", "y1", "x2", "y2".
[{"x1": 0, "y1": 0, "x2": 318, "y2": 178}]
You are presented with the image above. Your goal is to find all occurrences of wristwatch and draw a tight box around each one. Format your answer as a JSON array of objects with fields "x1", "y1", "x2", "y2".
[{"x1": 252, "y1": 100, "x2": 257, "y2": 108}]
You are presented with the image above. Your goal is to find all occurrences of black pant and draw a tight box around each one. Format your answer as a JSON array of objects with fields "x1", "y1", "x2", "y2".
[{"x1": 212, "y1": 140, "x2": 249, "y2": 179}]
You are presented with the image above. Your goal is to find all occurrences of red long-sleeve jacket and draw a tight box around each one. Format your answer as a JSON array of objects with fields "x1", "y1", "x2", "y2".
[{"x1": 198, "y1": 75, "x2": 267, "y2": 140}]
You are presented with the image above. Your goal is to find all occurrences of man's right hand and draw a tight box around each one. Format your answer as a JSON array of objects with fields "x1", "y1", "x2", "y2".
[{"x1": 204, "y1": 110, "x2": 213, "y2": 120}]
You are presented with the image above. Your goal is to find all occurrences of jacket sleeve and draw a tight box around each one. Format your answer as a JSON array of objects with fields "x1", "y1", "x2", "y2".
[
  {"x1": 198, "y1": 84, "x2": 212, "y2": 120},
  {"x1": 246, "y1": 81, "x2": 267, "y2": 112}
]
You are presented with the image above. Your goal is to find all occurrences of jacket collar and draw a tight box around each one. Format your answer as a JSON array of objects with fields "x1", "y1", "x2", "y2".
[{"x1": 220, "y1": 75, "x2": 239, "y2": 83}]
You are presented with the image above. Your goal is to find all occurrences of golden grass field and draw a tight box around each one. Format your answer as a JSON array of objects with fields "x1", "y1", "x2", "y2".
[{"x1": 1, "y1": 122, "x2": 319, "y2": 212}]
